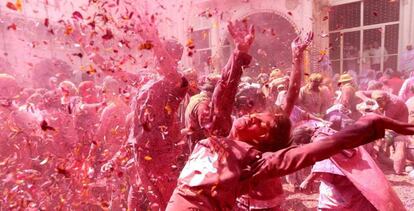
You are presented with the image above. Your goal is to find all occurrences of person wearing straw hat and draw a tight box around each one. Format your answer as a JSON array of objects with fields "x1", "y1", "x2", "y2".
[
  {"x1": 336, "y1": 73, "x2": 360, "y2": 120},
  {"x1": 356, "y1": 90, "x2": 409, "y2": 174},
  {"x1": 298, "y1": 73, "x2": 333, "y2": 117}
]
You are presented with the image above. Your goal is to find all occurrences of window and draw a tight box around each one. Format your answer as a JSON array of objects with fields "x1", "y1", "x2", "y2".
[
  {"x1": 329, "y1": 2, "x2": 361, "y2": 31},
  {"x1": 363, "y1": 0, "x2": 399, "y2": 26},
  {"x1": 328, "y1": 0, "x2": 400, "y2": 74}
]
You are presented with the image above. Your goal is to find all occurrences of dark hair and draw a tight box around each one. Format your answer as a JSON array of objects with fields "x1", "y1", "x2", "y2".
[
  {"x1": 235, "y1": 86, "x2": 266, "y2": 113},
  {"x1": 261, "y1": 113, "x2": 292, "y2": 152},
  {"x1": 290, "y1": 124, "x2": 314, "y2": 145}
]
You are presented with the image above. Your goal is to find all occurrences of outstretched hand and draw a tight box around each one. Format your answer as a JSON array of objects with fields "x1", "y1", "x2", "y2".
[
  {"x1": 291, "y1": 32, "x2": 314, "y2": 56},
  {"x1": 361, "y1": 113, "x2": 414, "y2": 136},
  {"x1": 228, "y1": 20, "x2": 255, "y2": 53}
]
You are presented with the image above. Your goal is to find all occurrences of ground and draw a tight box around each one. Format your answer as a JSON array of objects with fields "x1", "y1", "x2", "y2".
[{"x1": 281, "y1": 166, "x2": 414, "y2": 210}]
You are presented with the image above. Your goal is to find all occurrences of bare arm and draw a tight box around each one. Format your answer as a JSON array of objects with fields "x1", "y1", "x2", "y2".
[
  {"x1": 134, "y1": 15, "x2": 181, "y2": 82},
  {"x1": 209, "y1": 21, "x2": 255, "y2": 136},
  {"x1": 283, "y1": 33, "x2": 314, "y2": 116},
  {"x1": 355, "y1": 90, "x2": 373, "y2": 101},
  {"x1": 251, "y1": 114, "x2": 414, "y2": 181}
]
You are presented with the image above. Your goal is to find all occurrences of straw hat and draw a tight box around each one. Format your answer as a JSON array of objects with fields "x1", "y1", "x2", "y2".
[{"x1": 337, "y1": 73, "x2": 353, "y2": 84}]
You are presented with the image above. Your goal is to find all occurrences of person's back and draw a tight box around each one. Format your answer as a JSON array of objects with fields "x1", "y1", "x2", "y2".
[
  {"x1": 298, "y1": 84, "x2": 332, "y2": 116},
  {"x1": 128, "y1": 76, "x2": 188, "y2": 209},
  {"x1": 132, "y1": 77, "x2": 187, "y2": 150},
  {"x1": 384, "y1": 93, "x2": 408, "y2": 122}
]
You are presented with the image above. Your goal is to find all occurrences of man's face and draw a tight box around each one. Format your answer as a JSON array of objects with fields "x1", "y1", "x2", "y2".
[
  {"x1": 233, "y1": 113, "x2": 275, "y2": 143},
  {"x1": 374, "y1": 96, "x2": 388, "y2": 109},
  {"x1": 166, "y1": 41, "x2": 184, "y2": 64},
  {"x1": 82, "y1": 87, "x2": 98, "y2": 102},
  {"x1": 310, "y1": 79, "x2": 322, "y2": 90}
]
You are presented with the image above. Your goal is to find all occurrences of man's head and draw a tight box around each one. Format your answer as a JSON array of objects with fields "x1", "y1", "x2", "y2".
[
  {"x1": 165, "y1": 39, "x2": 184, "y2": 64},
  {"x1": 337, "y1": 73, "x2": 353, "y2": 87},
  {"x1": 270, "y1": 68, "x2": 284, "y2": 80},
  {"x1": 290, "y1": 123, "x2": 315, "y2": 145},
  {"x1": 79, "y1": 81, "x2": 98, "y2": 103},
  {"x1": 371, "y1": 90, "x2": 390, "y2": 109},
  {"x1": 407, "y1": 45, "x2": 413, "y2": 51},
  {"x1": 384, "y1": 68, "x2": 396, "y2": 78},
  {"x1": 41, "y1": 90, "x2": 61, "y2": 109},
  {"x1": 102, "y1": 76, "x2": 121, "y2": 99},
  {"x1": 58, "y1": 81, "x2": 78, "y2": 98},
  {"x1": 199, "y1": 73, "x2": 220, "y2": 93},
  {"x1": 182, "y1": 68, "x2": 199, "y2": 95},
  {"x1": 256, "y1": 73, "x2": 269, "y2": 84},
  {"x1": 231, "y1": 112, "x2": 292, "y2": 152},
  {"x1": 308, "y1": 73, "x2": 323, "y2": 90},
  {"x1": 235, "y1": 86, "x2": 266, "y2": 116},
  {"x1": 0, "y1": 73, "x2": 20, "y2": 100}
]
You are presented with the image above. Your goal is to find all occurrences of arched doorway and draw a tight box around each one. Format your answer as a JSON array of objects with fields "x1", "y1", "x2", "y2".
[{"x1": 223, "y1": 12, "x2": 298, "y2": 77}]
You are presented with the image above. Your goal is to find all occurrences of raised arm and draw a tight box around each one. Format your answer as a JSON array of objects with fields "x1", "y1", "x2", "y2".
[
  {"x1": 134, "y1": 15, "x2": 182, "y2": 82},
  {"x1": 283, "y1": 32, "x2": 313, "y2": 116},
  {"x1": 251, "y1": 114, "x2": 414, "y2": 181},
  {"x1": 209, "y1": 21, "x2": 255, "y2": 136},
  {"x1": 355, "y1": 90, "x2": 373, "y2": 101}
]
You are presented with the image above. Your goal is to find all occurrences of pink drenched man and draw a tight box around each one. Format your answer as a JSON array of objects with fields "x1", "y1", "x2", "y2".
[
  {"x1": 0, "y1": 74, "x2": 40, "y2": 166},
  {"x1": 74, "y1": 81, "x2": 103, "y2": 159},
  {"x1": 124, "y1": 18, "x2": 258, "y2": 210},
  {"x1": 40, "y1": 90, "x2": 79, "y2": 158},
  {"x1": 167, "y1": 111, "x2": 414, "y2": 210},
  {"x1": 298, "y1": 73, "x2": 333, "y2": 117},
  {"x1": 183, "y1": 20, "x2": 256, "y2": 152},
  {"x1": 234, "y1": 33, "x2": 313, "y2": 210},
  {"x1": 335, "y1": 73, "x2": 361, "y2": 120},
  {"x1": 94, "y1": 77, "x2": 130, "y2": 159}
]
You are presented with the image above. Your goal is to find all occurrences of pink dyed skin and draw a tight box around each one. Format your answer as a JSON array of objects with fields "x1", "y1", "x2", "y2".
[
  {"x1": 236, "y1": 32, "x2": 314, "y2": 210},
  {"x1": 299, "y1": 123, "x2": 404, "y2": 211},
  {"x1": 183, "y1": 22, "x2": 256, "y2": 153},
  {"x1": 95, "y1": 15, "x2": 190, "y2": 210},
  {"x1": 166, "y1": 33, "x2": 315, "y2": 210},
  {"x1": 167, "y1": 114, "x2": 414, "y2": 210}
]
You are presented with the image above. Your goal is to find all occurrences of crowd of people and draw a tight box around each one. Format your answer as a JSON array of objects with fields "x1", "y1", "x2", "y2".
[{"x1": 1, "y1": 15, "x2": 414, "y2": 211}]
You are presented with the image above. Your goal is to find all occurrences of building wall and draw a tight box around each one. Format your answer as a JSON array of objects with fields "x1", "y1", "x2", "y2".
[
  {"x1": 323, "y1": 0, "x2": 414, "y2": 73},
  {"x1": 179, "y1": 0, "x2": 314, "y2": 74}
]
